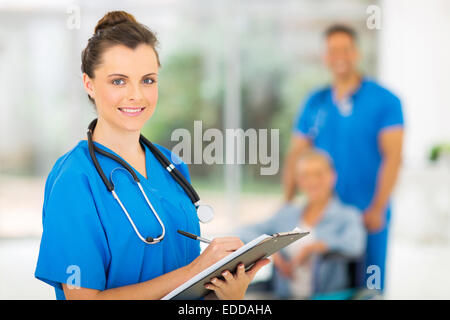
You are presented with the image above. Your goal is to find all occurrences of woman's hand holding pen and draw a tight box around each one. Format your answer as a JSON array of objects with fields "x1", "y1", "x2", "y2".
[{"x1": 188, "y1": 237, "x2": 245, "y2": 275}]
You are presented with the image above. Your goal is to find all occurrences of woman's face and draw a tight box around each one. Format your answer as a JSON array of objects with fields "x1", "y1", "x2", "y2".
[
  {"x1": 83, "y1": 43, "x2": 159, "y2": 132},
  {"x1": 295, "y1": 156, "x2": 336, "y2": 203}
]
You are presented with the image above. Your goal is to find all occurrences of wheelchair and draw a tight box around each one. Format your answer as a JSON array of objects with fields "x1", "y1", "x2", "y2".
[
  {"x1": 247, "y1": 252, "x2": 382, "y2": 300},
  {"x1": 311, "y1": 252, "x2": 382, "y2": 300}
]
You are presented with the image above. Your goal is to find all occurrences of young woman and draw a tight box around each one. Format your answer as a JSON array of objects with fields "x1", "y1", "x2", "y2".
[{"x1": 35, "y1": 11, "x2": 268, "y2": 300}]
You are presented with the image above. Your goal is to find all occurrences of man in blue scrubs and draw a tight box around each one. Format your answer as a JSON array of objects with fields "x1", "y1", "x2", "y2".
[{"x1": 282, "y1": 25, "x2": 404, "y2": 292}]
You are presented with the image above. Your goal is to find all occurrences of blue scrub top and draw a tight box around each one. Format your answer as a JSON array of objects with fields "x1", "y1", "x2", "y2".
[
  {"x1": 293, "y1": 77, "x2": 404, "y2": 213},
  {"x1": 35, "y1": 140, "x2": 201, "y2": 300}
]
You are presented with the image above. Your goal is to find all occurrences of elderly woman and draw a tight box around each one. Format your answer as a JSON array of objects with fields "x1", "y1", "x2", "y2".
[{"x1": 238, "y1": 150, "x2": 366, "y2": 299}]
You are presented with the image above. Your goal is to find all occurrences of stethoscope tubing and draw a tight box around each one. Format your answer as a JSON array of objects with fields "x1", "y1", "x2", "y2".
[
  {"x1": 140, "y1": 134, "x2": 201, "y2": 206},
  {"x1": 86, "y1": 118, "x2": 207, "y2": 245}
]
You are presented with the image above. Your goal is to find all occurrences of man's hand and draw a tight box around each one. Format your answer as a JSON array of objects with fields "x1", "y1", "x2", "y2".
[
  {"x1": 364, "y1": 128, "x2": 403, "y2": 233},
  {"x1": 363, "y1": 206, "x2": 385, "y2": 233}
]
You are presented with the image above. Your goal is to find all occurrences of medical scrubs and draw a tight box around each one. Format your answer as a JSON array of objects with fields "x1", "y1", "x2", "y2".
[
  {"x1": 293, "y1": 77, "x2": 404, "y2": 291},
  {"x1": 35, "y1": 140, "x2": 201, "y2": 300}
]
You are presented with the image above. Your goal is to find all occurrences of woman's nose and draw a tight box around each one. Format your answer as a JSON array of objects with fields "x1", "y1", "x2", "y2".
[{"x1": 127, "y1": 83, "x2": 144, "y2": 101}]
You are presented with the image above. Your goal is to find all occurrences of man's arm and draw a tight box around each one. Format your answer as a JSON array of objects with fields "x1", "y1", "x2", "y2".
[
  {"x1": 364, "y1": 128, "x2": 404, "y2": 232},
  {"x1": 282, "y1": 135, "x2": 311, "y2": 202}
]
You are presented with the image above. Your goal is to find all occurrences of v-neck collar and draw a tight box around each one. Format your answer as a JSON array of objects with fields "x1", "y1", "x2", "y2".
[
  {"x1": 331, "y1": 75, "x2": 366, "y2": 103},
  {"x1": 81, "y1": 139, "x2": 150, "y2": 181}
]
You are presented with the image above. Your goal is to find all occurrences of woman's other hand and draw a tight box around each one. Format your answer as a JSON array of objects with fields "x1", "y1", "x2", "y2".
[{"x1": 205, "y1": 259, "x2": 270, "y2": 300}]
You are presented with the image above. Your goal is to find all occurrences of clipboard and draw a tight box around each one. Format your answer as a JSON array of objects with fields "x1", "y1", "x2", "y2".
[{"x1": 162, "y1": 228, "x2": 309, "y2": 300}]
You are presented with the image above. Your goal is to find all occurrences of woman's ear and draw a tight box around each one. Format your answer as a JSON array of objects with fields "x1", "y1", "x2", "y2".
[{"x1": 82, "y1": 73, "x2": 95, "y2": 100}]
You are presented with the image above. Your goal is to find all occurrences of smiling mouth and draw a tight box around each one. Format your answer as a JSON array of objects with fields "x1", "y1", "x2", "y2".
[
  {"x1": 118, "y1": 107, "x2": 145, "y2": 112},
  {"x1": 118, "y1": 107, "x2": 146, "y2": 116}
]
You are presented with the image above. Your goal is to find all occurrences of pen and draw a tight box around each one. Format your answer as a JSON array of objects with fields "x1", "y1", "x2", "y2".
[{"x1": 177, "y1": 229, "x2": 212, "y2": 244}]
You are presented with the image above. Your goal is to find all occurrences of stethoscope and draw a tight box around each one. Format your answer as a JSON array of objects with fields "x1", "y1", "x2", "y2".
[{"x1": 87, "y1": 118, "x2": 214, "y2": 245}]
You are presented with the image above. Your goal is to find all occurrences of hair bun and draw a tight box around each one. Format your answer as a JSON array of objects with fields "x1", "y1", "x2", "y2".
[{"x1": 94, "y1": 11, "x2": 137, "y2": 34}]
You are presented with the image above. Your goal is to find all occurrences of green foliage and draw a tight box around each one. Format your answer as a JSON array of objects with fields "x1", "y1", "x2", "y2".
[
  {"x1": 140, "y1": 25, "x2": 376, "y2": 189},
  {"x1": 142, "y1": 51, "x2": 221, "y2": 143},
  {"x1": 430, "y1": 144, "x2": 450, "y2": 162},
  {"x1": 142, "y1": 51, "x2": 224, "y2": 178}
]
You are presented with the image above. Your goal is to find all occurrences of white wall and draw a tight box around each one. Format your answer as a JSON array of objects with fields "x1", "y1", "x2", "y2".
[{"x1": 379, "y1": 0, "x2": 450, "y2": 168}]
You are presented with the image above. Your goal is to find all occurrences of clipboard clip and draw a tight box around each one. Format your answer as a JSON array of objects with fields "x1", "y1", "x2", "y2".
[{"x1": 272, "y1": 230, "x2": 310, "y2": 238}]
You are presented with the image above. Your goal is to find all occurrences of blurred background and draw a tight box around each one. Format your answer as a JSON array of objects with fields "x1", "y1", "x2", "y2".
[{"x1": 1, "y1": 0, "x2": 450, "y2": 299}]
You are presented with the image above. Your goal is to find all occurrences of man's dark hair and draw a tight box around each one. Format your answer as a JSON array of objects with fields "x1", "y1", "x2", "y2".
[{"x1": 324, "y1": 24, "x2": 357, "y2": 42}]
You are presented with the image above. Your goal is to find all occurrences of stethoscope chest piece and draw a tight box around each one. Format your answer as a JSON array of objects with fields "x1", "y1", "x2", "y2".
[{"x1": 196, "y1": 204, "x2": 214, "y2": 224}]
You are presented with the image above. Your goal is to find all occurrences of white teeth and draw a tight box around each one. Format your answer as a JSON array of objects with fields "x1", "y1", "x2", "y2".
[{"x1": 120, "y1": 108, "x2": 144, "y2": 113}]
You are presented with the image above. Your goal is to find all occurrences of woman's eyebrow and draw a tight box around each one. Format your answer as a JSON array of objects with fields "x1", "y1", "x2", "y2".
[
  {"x1": 107, "y1": 73, "x2": 157, "y2": 78},
  {"x1": 108, "y1": 73, "x2": 128, "y2": 78},
  {"x1": 142, "y1": 73, "x2": 157, "y2": 77}
]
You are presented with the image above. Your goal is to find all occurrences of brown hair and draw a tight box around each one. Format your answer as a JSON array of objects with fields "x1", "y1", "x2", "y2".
[
  {"x1": 324, "y1": 24, "x2": 357, "y2": 42},
  {"x1": 81, "y1": 11, "x2": 160, "y2": 103}
]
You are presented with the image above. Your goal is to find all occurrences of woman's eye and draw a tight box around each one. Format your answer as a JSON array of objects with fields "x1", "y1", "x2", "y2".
[
  {"x1": 143, "y1": 78, "x2": 155, "y2": 85},
  {"x1": 112, "y1": 79, "x2": 125, "y2": 86}
]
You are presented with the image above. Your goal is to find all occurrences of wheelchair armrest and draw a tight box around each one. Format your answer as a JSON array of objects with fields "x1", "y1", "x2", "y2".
[
  {"x1": 314, "y1": 251, "x2": 365, "y2": 291},
  {"x1": 319, "y1": 250, "x2": 362, "y2": 262}
]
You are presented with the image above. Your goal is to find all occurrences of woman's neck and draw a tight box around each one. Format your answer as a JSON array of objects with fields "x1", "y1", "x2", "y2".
[
  {"x1": 92, "y1": 118, "x2": 143, "y2": 158},
  {"x1": 302, "y1": 193, "x2": 332, "y2": 227}
]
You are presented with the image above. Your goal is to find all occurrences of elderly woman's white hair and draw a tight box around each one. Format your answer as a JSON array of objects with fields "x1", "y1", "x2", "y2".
[{"x1": 296, "y1": 149, "x2": 335, "y2": 171}]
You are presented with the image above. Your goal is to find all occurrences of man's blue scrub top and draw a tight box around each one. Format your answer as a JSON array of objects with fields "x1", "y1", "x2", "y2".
[
  {"x1": 35, "y1": 140, "x2": 201, "y2": 300},
  {"x1": 293, "y1": 77, "x2": 404, "y2": 213}
]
